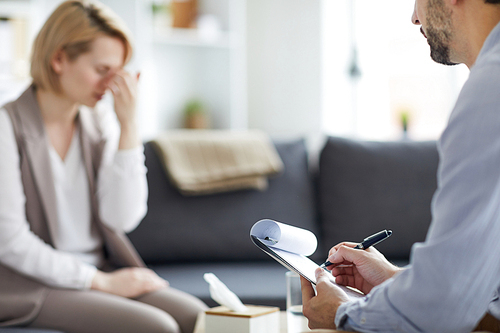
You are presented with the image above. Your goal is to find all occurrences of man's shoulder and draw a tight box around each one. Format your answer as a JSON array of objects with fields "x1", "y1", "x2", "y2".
[
  {"x1": 441, "y1": 46, "x2": 500, "y2": 148},
  {"x1": 461, "y1": 43, "x2": 500, "y2": 101},
  {"x1": 474, "y1": 35, "x2": 500, "y2": 72}
]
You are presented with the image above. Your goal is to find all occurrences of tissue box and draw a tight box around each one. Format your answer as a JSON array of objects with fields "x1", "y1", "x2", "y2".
[{"x1": 205, "y1": 305, "x2": 280, "y2": 333}]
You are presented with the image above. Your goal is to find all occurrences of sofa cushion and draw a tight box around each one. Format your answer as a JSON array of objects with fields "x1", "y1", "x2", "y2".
[
  {"x1": 318, "y1": 136, "x2": 439, "y2": 260},
  {"x1": 128, "y1": 139, "x2": 317, "y2": 264},
  {"x1": 0, "y1": 329, "x2": 63, "y2": 332}
]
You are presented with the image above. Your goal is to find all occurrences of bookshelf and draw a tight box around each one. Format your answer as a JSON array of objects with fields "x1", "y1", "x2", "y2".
[
  {"x1": 148, "y1": 0, "x2": 248, "y2": 135},
  {"x1": 107, "y1": 0, "x2": 248, "y2": 139},
  {"x1": 0, "y1": 0, "x2": 248, "y2": 139}
]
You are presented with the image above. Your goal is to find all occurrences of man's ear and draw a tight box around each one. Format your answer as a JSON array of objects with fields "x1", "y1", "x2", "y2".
[{"x1": 51, "y1": 49, "x2": 66, "y2": 75}]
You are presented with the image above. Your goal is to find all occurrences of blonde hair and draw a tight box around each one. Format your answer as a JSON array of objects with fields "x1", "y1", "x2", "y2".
[{"x1": 31, "y1": 0, "x2": 133, "y2": 93}]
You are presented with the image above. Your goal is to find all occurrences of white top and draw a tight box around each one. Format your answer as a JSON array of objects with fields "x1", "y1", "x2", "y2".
[
  {"x1": 0, "y1": 102, "x2": 148, "y2": 290},
  {"x1": 48, "y1": 127, "x2": 105, "y2": 268}
]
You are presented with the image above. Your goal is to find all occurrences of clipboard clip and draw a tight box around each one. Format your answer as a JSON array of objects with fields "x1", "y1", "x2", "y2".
[{"x1": 264, "y1": 236, "x2": 278, "y2": 245}]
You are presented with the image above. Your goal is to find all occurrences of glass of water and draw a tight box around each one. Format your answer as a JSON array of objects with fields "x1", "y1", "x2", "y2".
[{"x1": 286, "y1": 271, "x2": 311, "y2": 333}]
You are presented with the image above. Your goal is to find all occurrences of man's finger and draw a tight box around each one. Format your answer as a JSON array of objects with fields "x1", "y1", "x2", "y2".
[
  {"x1": 330, "y1": 245, "x2": 365, "y2": 265},
  {"x1": 300, "y1": 275, "x2": 315, "y2": 304},
  {"x1": 315, "y1": 267, "x2": 332, "y2": 285},
  {"x1": 331, "y1": 265, "x2": 354, "y2": 277},
  {"x1": 316, "y1": 268, "x2": 343, "y2": 295},
  {"x1": 331, "y1": 242, "x2": 359, "y2": 253}
]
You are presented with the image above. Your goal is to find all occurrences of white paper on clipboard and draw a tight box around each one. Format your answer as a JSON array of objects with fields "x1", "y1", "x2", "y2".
[{"x1": 250, "y1": 219, "x2": 363, "y2": 299}]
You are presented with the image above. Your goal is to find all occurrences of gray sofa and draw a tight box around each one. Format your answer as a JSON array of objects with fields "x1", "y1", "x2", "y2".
[
  {"x1": 1, "y1": 136, "x2": 439, "y2": 332},
  {"x1": 131, "y1": 136, "x2": 439, "y2": 309}
]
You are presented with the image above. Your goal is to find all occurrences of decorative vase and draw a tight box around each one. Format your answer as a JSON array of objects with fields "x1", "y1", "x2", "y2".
[
  {"x1": 172, "y1": 0, "x2": 197, "y2": 28},
  {"x1": 185, "y1": 113, "x2": 208, "y2": 129}
]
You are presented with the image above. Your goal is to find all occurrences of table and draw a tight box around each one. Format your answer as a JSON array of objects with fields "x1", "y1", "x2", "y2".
[
  {"x1": 193, "y1": 310, "x2": 495, "y2": 333},
  {"x1": 194, "y1": 311, "x2": 343, "y2": 333}
]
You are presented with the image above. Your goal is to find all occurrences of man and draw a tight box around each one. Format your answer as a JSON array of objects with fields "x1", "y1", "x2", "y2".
[{"x1": 301, "y1": 0, "x2": 500, "y2": 332}]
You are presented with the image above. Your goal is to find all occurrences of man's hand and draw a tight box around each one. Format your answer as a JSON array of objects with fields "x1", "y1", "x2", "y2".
[
  {"x1": 91, "y1": 267, "x2": 168, "y2": 298},
  {"x1": 301, "y1": 268, "x2": 350, "y2": 330},
  {"x1": 327, "y1": 242, "x2": 401, "y2": 294}
]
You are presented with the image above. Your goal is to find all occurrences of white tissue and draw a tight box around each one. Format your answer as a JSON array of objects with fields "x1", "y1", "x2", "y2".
[{"x1": 203, "y1": 273, "x2": 248, "y2": 313}]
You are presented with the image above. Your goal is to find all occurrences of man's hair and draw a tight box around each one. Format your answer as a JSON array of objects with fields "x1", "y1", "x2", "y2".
[
  {"x1": 31, "y1": 0, "x2": 133, "y2": 93},
  {"x1": 485, "y1": 0, "x2": 500, "y2": 3}
]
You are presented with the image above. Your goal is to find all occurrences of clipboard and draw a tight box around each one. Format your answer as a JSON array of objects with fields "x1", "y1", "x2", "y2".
[
  {"x1": 251, "y1": 235, "x2": 319, "y2": 284},
  {"x1": 250, "y1": 220, "x2": 364, "y2": 299}
]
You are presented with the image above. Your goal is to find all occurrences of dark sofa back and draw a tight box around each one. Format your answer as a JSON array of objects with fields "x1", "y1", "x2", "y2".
[
  {"x1": 318, "y1": 137, "x2": 439, "y2": 260},
  {"x1": 128, "y1": 139, "x2": 317, "y2": 264}
]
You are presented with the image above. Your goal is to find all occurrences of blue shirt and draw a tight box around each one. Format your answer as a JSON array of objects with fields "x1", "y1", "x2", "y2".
[{"x1": 336, "y1": 21, "x2": 500, "y2": 333}]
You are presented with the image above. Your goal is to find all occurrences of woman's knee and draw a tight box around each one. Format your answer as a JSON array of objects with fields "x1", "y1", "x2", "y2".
[
  {"x1": 183, "y1": 292, "x2": 208, "y2": 316},
  {"x1": 136, "y1": 288, "x2": 207, "y2": 333},
  {"x1": 131, "y1": 306, "x2": 181, "y2": 333},
  {"x1": 162, "y1": 289, "x2": 207, "y2": 333}
]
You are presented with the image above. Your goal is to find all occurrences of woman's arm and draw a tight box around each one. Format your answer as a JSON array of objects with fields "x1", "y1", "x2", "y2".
[{"x1": 94, "y1": 75, "x2": 148, "y2": 233}]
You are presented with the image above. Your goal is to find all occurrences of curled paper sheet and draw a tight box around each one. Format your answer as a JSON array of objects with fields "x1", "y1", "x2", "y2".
[
  {"x1": 250, "y1": 219, "x2": 318, "y2": 256},
  {"x1": 203, "y1": 273, "x2": 248, "y2": 313}
]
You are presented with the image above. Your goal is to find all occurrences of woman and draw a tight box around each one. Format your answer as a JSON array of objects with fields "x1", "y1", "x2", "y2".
[{"x1": 0, "y1": 1, "x2": 207, "y2": 332}]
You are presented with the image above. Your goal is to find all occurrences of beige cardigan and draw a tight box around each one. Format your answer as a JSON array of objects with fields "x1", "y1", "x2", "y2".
[{"x1": 0, "y1": 86, "x2": 144, "y2": 327}]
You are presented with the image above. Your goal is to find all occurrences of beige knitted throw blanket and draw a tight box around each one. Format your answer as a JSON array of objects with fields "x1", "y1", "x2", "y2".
[{"x1": 151, "y1": 130, "x2": 284, "y2": 195}]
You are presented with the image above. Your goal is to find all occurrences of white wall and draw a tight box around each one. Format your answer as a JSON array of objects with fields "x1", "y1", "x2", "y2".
[
  {"x1": 321, "y1": 0, "x2": 468, "y2": 141},
  {"x1": 246, "y1": 0, "x2": 322, "y2": 138},
  {"x1": 98, "y1": 0, "x2": 159, "y2": 140},
  {"x1": 1, "y1": 0, "x2": 323, "y2": 142}
]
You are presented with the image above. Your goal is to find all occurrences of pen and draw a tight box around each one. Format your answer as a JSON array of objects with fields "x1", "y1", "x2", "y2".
[{"x1": 319, "y1": 230, "x2": 392, "y2": 268}]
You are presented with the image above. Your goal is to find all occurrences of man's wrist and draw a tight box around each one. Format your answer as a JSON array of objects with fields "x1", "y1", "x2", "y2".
[{"x1": 390, "y1": 265, "x2": 404, "y2": 278}]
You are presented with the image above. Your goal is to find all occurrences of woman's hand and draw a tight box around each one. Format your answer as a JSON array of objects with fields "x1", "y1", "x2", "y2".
[
  {"x1": 327, "y1": 242, "x2": 402, "y2": 295},
  {"x1": 91, "y1": 267, "x2": 168, "y2": 298},
  {"x1": 108, "y1": 70, "x2": 141, "y2": 150}
]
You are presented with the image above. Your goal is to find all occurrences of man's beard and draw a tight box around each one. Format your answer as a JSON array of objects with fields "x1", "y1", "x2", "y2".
[{"x1": 426, "y1": 0, "x2": 458, "y2": 66}]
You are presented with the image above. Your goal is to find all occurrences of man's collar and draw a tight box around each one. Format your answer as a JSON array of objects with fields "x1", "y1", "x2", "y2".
[{"x1": 474, "y1": 20, "x2": 500, "y2": 67}]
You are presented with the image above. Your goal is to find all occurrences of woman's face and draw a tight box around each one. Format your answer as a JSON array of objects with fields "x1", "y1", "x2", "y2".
[{"x1": 55, "y1": 36, "x2": 125, "y2": 107}]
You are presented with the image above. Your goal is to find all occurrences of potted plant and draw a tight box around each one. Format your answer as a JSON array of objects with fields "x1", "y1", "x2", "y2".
[{"x1": 184, "y1": 99, "x2": 209, "y2": 129}]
